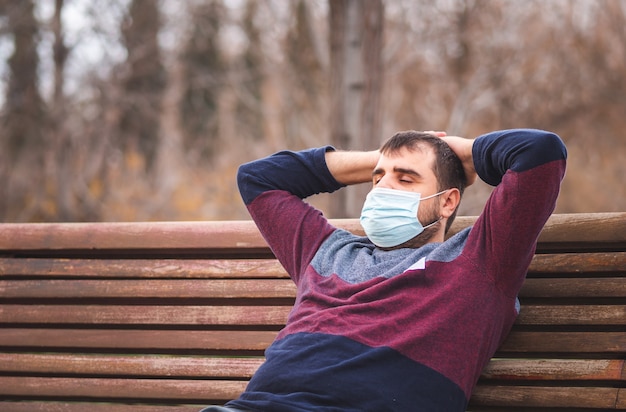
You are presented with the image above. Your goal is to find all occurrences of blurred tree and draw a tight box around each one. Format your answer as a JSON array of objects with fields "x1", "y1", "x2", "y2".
[
  {"x1": 118, "y1": 0, "x2": 166, "y2": 171},
  {"x1": 178, "y1": 0, "x2": 225, "y2": 163},
  {"x1": 0, "y1": 0, "x2": 47, "y2": 221},
  {"x1": 286, "y1": 1, "x2": 325, "y2": 101},
  {"x1": 49, "y1": 0, "x2": 73, "y2": 220},
  {"x1": 51, "y1": 0, "x2": 68, "y2": 107},
  {"x1": 282, "y1": 0, "x2": 327, "y2": 148},
  {"x1": 234, "y1": 0, "x2": 264, "y2": 142},
  {"x1": 328, "y1": 0, "x2": 384, "y2": 217}
]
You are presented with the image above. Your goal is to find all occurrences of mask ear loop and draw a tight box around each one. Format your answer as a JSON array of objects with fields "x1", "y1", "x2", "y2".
[
  {"x1": 421, "y1": 188, "x2": 449, "y2": 201},
  {"x1": 420, "y1": 188, "x2": 450, "y2": 228},
  {"x1": 422, "y1": 216, "x2": 443, "y2": 229}
]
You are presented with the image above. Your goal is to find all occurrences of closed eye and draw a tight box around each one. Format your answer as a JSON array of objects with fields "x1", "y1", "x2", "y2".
[
  {"x1": 372, "y1": 168, "x2": 384, "y2": 185},
  {"x1": 394, "y1": 167, "x2": 422, "y2": 180}
]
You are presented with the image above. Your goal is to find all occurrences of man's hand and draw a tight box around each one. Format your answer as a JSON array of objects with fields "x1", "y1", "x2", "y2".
[
  {"x1": 424, "y1": 131, "x2": 477, "y2": 186},
  {"x1": 440, "y1": 135, "x2": 477, "y2": 186}
]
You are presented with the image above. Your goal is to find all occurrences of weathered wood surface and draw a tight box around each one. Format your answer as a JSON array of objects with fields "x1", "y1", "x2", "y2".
[
  {"x1": 480, "y1": 358, "x2": 626, "y2": 381},
  {"x1": 0, "y1": 353, "x2": 264, "y2": 377},
  {"x1": 2, "y1": 328, "x2": 623, "y2": 355},
  {"x1": 3, "y1": 354, "x2": 623, "y2": 382},
  {"x1": 0, "y1": 213, "x2": 625, "y2": 411},
  {"x1": 0, "y1": 403, "x2": 199, "y2": 412},
  {"x1": 0, "y1": 305, "x2": 291, "y2": 325},
  {"x1": 0, "y1": 376, "x2": 247, "y2": 401},
  {"x1": 1, "y1": 212, "x2": 625, "y2": 254},
  {"x1": 0, "y1": 329, "x2": 276, "y2": 352},
  {"x1": 470, "y1": 386, "x2": 624, "y2": 409},
  {"x1": 2, "y1": 304, "x2": 626, "y2": 327},
  {"x1": 0, "y1": 279, "x2": 296, "y2": 298},
  {"x1": 2, "y1": 273, "x2": 624, "y2": 299},
  {"x1": 0, "y1": 258, "x2": 287, "y2": 278},
  {"x1": 1, "y1": 251, "x2": 624, "y2": 278},
  {"x1": 498, "y1": 331, "x2": 626, "y2": 356}
]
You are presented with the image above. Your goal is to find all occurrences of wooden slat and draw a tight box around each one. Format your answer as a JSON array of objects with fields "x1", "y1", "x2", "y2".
[
  {"x1": 516, "y1": 305, "x2": 626, "y2": 325},
  {"x1": 470, "y1": 386, "x2": 623, "y2": 409},
  {"x1": 3, "y1": 276, "x2": 623, "y2": 302},
  {"x1": 2, "y1": 252, "x2": 623, "y2": 280},
  {"x1": 528, "y1": 251, "x2": 626, "y2": 274},
  {"x1": 0, "y1": 353, "x2": 263, "y2": 378},
  {"x1": 0, "y1": 221, "x2": 268, "y2": 252},
  {"x1": 0, "y1": 258, "x2": 288, "y2": 279},
  {"x1": 3, "y1": 353, "x2": 623, "y2": 383},
  {"x1": 0, "y1": 376, "x2": 247, "y2": 401},
  {"x1": 2, "y1": 264, "x2": 622, "y2": 300},
  {"x1": 499, "y1": 331, "x2": 626, "y2": 354},
  {"x1": 520, "y1": 277, "x2": 626, "y2": 298},
  {"x1": 534, "y1": 212, "x2": 626, "y2": 246},
  {"x1": 0, "y1": 402, "x2": 201, "y2": 412},
  {"x1": 0, "y1": 279, "x2": 296, "y2": 299},
  {"x1": 13, "y1": 303, "x2": 621, "y2": 327},
  {"x1": 1, "y1": 379, "x2": 624, "y2": 410},
  {"x1": 2, "y1": 330, "x2": 623, "y2": 356},
  {"x1": 0, "y1": 329, "x2": 277, "y2": 351},
  {"x1": 2, "y1": 213, "x2": 624, "y2": 253},
  {"x1": 0, "y1": 305, "x2": 290, "y2": 325},
  {"x1": 480, "y1": 358, "x2": 626, "y2": 381}
]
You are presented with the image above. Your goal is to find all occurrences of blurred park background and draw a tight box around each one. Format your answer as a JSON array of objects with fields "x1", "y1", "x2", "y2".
[{"x1": 0, "y1": 0, "x2": 624, "y2": 223}]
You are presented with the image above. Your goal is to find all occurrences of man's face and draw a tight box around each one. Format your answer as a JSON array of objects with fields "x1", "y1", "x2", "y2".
[{"x1": 370, "y1": 146, "x2": 442, "y2": 246}]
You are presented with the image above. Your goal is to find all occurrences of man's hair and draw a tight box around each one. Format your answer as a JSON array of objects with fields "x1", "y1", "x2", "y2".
[{"x1": 380, "y1": 131, "x2": 467, "y2": 232}]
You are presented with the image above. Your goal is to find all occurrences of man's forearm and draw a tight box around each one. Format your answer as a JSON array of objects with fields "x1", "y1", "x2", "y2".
[
  {"x1": 325, "y1": 150, "x2": 380, "y2": 186},
  {"x1": 471, "y1": 129, "x2": 566, "y2": 186}
]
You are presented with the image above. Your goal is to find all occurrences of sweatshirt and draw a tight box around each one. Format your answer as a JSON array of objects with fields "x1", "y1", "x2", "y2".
[{"x1": 227, "y1": 129, "x2": 567, "y2": 411}]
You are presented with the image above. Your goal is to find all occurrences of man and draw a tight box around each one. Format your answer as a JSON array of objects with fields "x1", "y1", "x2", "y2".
[{"x1": 204, "y1": 128, "x2": 567, "y2": 411}]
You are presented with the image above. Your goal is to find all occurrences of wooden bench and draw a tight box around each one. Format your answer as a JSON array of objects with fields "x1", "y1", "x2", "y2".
[{"x1": 1, "y1": 213, "x2": 625, "y2": 411}]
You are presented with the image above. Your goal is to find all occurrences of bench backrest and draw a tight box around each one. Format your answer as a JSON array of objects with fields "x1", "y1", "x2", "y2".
[{"x1": 1, "y1": 213, "x2": 625, "y2": 411}]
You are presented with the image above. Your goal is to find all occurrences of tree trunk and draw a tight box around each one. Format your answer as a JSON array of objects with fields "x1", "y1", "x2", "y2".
[
  {"x1": 119, "y1": 0, "x2": 165, "y2": 172},
  {"x1": 1, "y1": 0, "x2": 46, "y2": 221},
  {"x1": 51, "y1": 0, "x2": 73, "y2": 221},
  {"x1": 328, "y1": 0, "x2": 384, "y2": 218}
]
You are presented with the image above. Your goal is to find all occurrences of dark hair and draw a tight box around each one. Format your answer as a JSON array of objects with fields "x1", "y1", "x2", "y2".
[{"x1": 380, "y1": 131, "x2": 467, "y2": 232}]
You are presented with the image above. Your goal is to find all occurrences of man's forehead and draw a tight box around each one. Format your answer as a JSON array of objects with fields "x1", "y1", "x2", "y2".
[
  {"x1": 374, "y1": 148, "x2": 437, "y2": 182},
  {"x1": 378, "y1": 145, "x2": 435, "y2": 167}
]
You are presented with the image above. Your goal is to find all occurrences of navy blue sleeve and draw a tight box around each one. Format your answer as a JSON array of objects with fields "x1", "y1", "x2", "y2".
[
  {"x1": 237, "y1": 146, "x2": 346, "y2": 206},
  {"x1": 472, "y1": 129, "x2": 567, "y2": 186}
]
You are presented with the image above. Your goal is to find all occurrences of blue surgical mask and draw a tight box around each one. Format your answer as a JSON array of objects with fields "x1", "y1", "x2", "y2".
[{"x1": 360, "y1": 187, "x2": 445, "y2": 248}]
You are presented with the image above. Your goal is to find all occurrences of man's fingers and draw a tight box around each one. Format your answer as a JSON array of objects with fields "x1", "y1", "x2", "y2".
[{"x1": 423, "y1": 130, "x2": 447, "y2": 137}]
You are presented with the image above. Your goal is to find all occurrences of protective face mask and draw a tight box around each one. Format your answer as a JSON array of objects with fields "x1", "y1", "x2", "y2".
[{"x1": 360, "y1": 187, "x2": 445, "y2": 248}]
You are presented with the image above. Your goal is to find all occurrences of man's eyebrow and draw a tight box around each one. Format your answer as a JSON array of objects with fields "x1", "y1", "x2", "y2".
[
  {"x1": 394, "y1": 167, "x2": 422, "y2": 178},
  {"x1": 371, "y1": 167, "x2": 423, "y2": 178}
]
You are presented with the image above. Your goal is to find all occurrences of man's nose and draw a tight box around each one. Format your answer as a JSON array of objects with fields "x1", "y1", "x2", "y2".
[{"x1": 375, "y1": 174, "x2": 396, "y2": 189}]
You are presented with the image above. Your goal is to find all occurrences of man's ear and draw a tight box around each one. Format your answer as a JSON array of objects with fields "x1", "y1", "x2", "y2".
[{"x1": 440, "y1": 188, "x2": 461, "y2": 218}]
